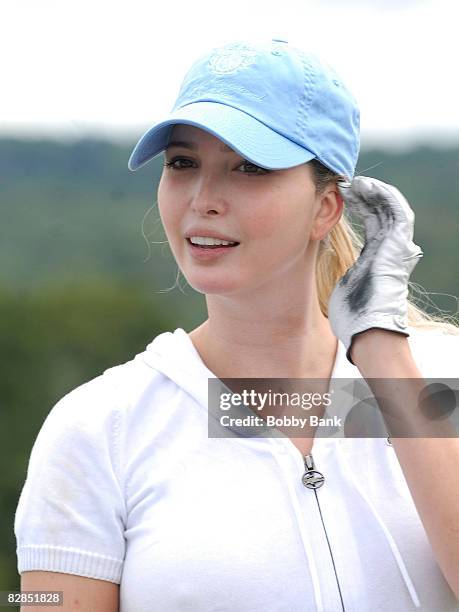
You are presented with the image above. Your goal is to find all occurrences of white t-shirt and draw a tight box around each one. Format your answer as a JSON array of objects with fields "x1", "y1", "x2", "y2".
[{"x1": 14, "y1": 327, "x2": 459, "y2": 611}]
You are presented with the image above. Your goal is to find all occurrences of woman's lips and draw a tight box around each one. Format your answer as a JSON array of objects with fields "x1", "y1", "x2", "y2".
[{"x1": 186, "y1": 238, "x2": 240, "y2": 260}]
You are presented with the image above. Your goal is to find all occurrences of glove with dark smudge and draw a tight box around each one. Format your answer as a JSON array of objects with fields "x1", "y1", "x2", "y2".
[{"x1": 328, "y1": 176, "x2": 424, "y2": 365}]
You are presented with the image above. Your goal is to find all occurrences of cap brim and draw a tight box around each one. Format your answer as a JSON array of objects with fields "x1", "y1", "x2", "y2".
[{"x1": 128, "y1": 102, "x2": 316, "y2": 171}]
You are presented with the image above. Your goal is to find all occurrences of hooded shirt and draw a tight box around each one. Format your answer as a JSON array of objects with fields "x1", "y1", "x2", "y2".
[{"x1": 14, "y1": 326, "x2": 459, "y2": 611}]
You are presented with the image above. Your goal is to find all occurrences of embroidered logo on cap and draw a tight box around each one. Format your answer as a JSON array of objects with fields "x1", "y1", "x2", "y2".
[{"x1": 208, "y1": 43, "x2": 258, "y2": 75}]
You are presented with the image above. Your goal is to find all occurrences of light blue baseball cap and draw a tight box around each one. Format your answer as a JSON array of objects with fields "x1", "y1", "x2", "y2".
[{"x1": 128, "y1": 38, "x2": 360, "y2": 179}]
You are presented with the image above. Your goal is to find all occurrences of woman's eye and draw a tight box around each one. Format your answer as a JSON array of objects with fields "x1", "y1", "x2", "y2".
[
  {"x1": 237, "y1": 160, "x2": 270, "y2": 175},
  {"x1": 163, "y1": 158, "x2": 194, "y2": 170},
  {"x1": 163, "y1": 157, "x2": 270, "y2": 175}
]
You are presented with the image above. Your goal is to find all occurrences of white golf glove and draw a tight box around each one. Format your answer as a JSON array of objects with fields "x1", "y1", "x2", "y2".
[{"x1": 328, "y1": 176, "x2": 424, "y2": 364}]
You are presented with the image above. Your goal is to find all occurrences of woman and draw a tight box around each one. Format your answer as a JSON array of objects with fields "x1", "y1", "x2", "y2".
[{"x1": 15, "y1": 39, "x2": 459, "y2": 611}]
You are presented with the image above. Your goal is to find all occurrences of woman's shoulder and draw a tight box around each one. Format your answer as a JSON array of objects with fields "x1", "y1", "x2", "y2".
[{"x1": 43, "y1": 340, "x2": 168, "y2": 436}]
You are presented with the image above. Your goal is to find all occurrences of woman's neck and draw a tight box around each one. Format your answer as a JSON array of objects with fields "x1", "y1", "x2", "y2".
[{"x1": 188, "y1": 299, "x2": 338, "y2": 381}]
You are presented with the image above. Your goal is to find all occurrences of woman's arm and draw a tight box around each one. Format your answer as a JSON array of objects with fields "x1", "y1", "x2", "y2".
[
  {"x1": 351, "y1": 328, "x2": 459, "y2": 600},
  {"x1": 21, "y1": 571, "x2": 119, "y2": 612},
  {"x1": 327, "y1": 176, "x2": 459, "y2": 599}
]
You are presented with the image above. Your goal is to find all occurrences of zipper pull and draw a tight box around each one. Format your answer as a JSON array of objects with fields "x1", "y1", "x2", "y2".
[{"x1": 302, "y1": 453, "x2": 325, "y2": 489}]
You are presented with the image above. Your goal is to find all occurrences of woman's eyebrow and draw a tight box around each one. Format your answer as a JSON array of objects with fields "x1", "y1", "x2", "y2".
[{"x1": 166, "y1": 140, "x2": 235, "y2": 154}]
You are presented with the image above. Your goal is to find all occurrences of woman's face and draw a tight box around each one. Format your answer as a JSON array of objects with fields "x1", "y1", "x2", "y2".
[{"x1": 158, "y1": 124, "x2": 341, "y2": 296}]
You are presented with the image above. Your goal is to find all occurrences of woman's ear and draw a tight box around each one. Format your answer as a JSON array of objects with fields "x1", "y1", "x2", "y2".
[{"x1": 310, "y1": 184, "x2": 344, "y2": 241}]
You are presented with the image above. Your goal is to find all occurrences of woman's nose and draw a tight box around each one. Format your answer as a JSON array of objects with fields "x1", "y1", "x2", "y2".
[{"x1": 190, "y1": 175, "x2": 226, "y2": 215}]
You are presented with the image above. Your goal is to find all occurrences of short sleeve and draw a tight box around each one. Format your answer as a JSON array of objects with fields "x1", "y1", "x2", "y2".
[
  {"x1": 408, "y1": 328, "x2": 459, "y2": 377},
  {"x1": 14, "y1": 374, "x2": 127, "y2": 583}
]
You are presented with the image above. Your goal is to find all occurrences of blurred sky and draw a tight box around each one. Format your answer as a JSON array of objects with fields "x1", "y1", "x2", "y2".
[{"x1": 2, "y1": 0, "x2": 458, "y2": 150}]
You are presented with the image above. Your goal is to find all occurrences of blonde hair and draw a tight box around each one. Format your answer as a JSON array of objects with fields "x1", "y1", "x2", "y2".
[{"x1": 309, "y1": 159, "x2": 459, "y2": 335}]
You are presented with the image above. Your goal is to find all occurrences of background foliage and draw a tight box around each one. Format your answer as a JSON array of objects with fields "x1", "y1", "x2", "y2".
[{"x1": 0, "y1": 138, "x2": 458, "y2": 594}]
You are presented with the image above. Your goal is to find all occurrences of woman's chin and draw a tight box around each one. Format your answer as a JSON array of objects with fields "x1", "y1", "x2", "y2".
[{"x1": 185, "y1": 274, "x2": 243, "y2": 296}]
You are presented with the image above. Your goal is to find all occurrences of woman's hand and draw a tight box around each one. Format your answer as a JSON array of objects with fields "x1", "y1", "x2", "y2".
[{"x1": 328, "y1": 176, "x2": 424, "y2": 364}]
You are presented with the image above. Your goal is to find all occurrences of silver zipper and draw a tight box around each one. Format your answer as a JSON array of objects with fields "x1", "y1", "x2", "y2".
[
  {"x1": 301, "y1": 453, "x2": 325, "y2": 489},
  {"x1": 301, "y1": 452, "x2": 346, "y2": 610}
]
